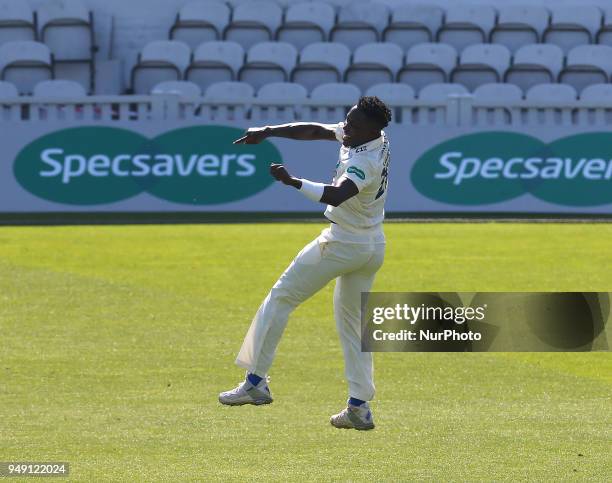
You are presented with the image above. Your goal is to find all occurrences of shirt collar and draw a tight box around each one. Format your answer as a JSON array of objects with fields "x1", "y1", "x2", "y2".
[{"x1": 349, "y1": 133, "x2": 384, "y2": 155}]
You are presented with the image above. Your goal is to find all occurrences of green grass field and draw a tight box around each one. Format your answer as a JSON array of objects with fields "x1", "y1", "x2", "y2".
[{"x1": 1, "y1": 222, "x2": 611, "y2": 481}]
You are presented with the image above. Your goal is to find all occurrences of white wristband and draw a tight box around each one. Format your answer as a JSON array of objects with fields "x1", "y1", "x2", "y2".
[{"x1": 298, "y1": 179, "x2": 325, "y2": 202}]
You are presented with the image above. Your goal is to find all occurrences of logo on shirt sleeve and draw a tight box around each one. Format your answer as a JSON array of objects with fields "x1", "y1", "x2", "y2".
[{"x1": 347, "y1": 166, "x2": 366, "y2": 180}]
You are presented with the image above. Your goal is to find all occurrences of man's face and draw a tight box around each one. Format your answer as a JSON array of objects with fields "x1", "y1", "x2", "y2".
[{"x1": 341, "y1": 106, "x2": 378, "y2": 148}]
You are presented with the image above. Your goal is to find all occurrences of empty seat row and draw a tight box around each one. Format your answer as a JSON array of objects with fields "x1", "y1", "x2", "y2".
[
  {"x1": 167, "y1": 1, "x2": 612, "y2": 53},
  {"x1": 4, "y1": 79, "x2": 612, "y2": 106},
  {"x1": 129, "y1": 39, "x2": 612, "y2": 96}
]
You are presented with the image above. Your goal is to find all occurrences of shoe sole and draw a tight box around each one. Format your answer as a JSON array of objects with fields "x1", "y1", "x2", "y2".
[
  {"x1": 330, "y1": 421, "x2": 375, "y2": 431},
  {"x1": 219, "y1": 397, "x2": 273, "y2": 406}
]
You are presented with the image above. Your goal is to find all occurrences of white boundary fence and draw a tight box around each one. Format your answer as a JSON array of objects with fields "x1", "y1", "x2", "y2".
[{"x1": 2, "y1": 94, "x2": 612, "y2": 127}]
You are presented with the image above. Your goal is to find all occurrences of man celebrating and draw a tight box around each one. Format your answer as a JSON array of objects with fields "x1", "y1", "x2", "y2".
[{"x1": 219, "y1": 96, "x2": 392, "y2": 431}]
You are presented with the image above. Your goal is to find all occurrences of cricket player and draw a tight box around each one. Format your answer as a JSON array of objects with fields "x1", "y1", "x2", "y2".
[{"x1": 219, "y1": 96, "x2": 391, "y2": 431}]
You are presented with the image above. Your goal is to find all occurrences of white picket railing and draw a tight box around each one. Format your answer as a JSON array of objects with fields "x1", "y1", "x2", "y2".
[{"x1": 2, "y1": 94, "x2": 612, "y2": 127}]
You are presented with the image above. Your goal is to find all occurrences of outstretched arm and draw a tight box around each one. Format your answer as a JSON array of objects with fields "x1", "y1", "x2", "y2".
[
  {"x1": 270, "y1": 164, "x2": 358, "y2": 207},
  {"x1": 233, "y1": 123, "x2": 337, "y2": 144}
]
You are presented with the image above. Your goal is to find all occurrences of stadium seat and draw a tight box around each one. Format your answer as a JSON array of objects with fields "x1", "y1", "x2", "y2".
[
  {"x1": 418, "y1": 83, "x2": 468, "y2": 101},
  {"x1": 330, "y1": 2, "x2": 389, "y2": 51},
  {"x1": 291, "y1": 42, "x2": 351, "y2": 92},
  {"x1": 0, "y1": 41, "x2": 53, "y2": 95},
  {"x1": 151, "y1": 80, "x2": 202, "y2": 98},
  {"x1": 205, "y1": 81, "x2": 254, "y2": 102},
  {"x1": 398, "y1": 43, "x2": 457, "y2": 94},
  {"x1": 451, "y1": 44, "x2": 511, "y2": 91},
  {"x1": 37, "y1": 0, "x2": 95, "y2": 93},
  {"x1": 472, "y1": 83, "x2": 523, "y2": 125},
  {"x1": 0, "y1": 79, "x2": 17, "y2": 97},
  {"x1": 277, "y1": 2, "x2": 335, "y2": 51},
  {"x1": 436, "y1": 5, "x2": 496, "y2": 52},
  {"x1": 0, "y1": 0, "x2": 36, "y2": 47},
  {"x1": 186, "y1": 41, "x2": 244, "y2": 92},
  {"x1": 473, "y1": 83, "x2": 523, "y2": 101},
  {"x1": 382, "y1": 5, "x2": 443, "y2": 50},
  {"x1": 543, "y1": 6, "x2": 601, "y2": 54},
  {"x1": 33, "y1": 79, "x2": 86, "y2": 97},
  {"x1": 223, "y1": 1, "x2": 282, "y2": 50},
  {"x1": 504, "y1": 44, "x2": 564, "y2": 94},
  {"x1": 366, "y1": 82, "x2": 415, "y2": 103},
  {"x1": 526, "y1": 83, "x2": 577, "y2": 101},
  {"x1": 253, "y1": 81, "x2": 307, "y2": 120},
  {"x1": 131, "y1": 41, "x2": 191, "y2": 95},
  {"x1": 307, "y1": 82, "x2": 361, "y2": 120},
  {"x1": 203, "y1": 80, "x2": 254, "y2": 119},
  {"x1": 238, "y1": 41, "x2": 297, "y2": 91},
  {"x1": 581, "y1": 83, "x2": 612, "y2": 101},
  {"x1": 169, "y1": 1, "x2": 231, "y2": 49},
  {"x1": 490, "y1": 6, "x2": 549, "y2": 53},
  {"x1": 596, "y1": 8, "x2": 612, "y2": 47},
  {"x1": 559, "y1": 45, "x2": 612, "y2": 94},
  {"x1": 366, "y1": 82, "x2": 414, "y2": 122},
  {"x1": 345, "y1": 42, "x2": 403, "y2": 92}
]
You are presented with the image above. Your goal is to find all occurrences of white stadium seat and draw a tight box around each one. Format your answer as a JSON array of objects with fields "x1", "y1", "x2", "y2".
[
  {"x1": 37, "y1": 0, "x2": 95, "y2": 92},
  {"x1": 398, "y1": 43, "x2": 457, "y2": 93},
  {"x1": 418, "y1": 83, "x2": 468, "y2": 101},
  {"x1": 169, "y1": 1, "x2": 231, "y2": 49},
  {"x1": 436, "y1": 5, "x2": 496, "y2": 52},
  {"x1": 0, "y1": 0, "x2": 36, "y2": 46},
  {"x1": 345, "y1": 42, "x2": 403, "y2": 92},
  {"x1": 205, "y1": 80, "x2": 254, "y2": 102},
  {"x1": 186, "y1": 41, "x2": 244, "y2": 92},
  {"x1": 291, "y1": 42, "x2": 351, "y2": 92},
  {"x1": 257, "y1": 81, "x2": 307, "y2": 102},
  {"x1": 0, "y1": 41, "x2": 53, "y2": 95},
  {"x1": 0, "y1": 79, "x2": 17, "y2": 97},
  {"x1": 382, "y1": 5, "x2": 443, "y2": 50},
  {"x1": 366, "y1": 82, "x2": 415, "y2": 104},
  {"x1": 223, "y1": 1, "x2": 282, "y2": 50},
  {"x1": 581, "y1": 83, "x2": 612, "y2": 101},
  {"x1": 596, "y1": 8, "x2": 612, "y2": 47},
  {"x1": 310, "y1": 82, "x2": 361, "y2": 103},
  {"x1": 238, "y1": 41, "x2": 297, "y2": 90},
  {"x1": 473, "y1": 83, "x2": 523, "y2": 101},
  {"x1": 560, "y1": 45, "x2": 612, "y2": 95},
  {"x1": 451, "y1": 44, "x2": 511, "y2": 91},
  {"x1": 330, "y1": 2, "x2": 389, "y2": 51},
  {"x1": 151, "y1": 80, "x2": 202, "y2": 98},
  {"x1": 33, "y1": 79, "x2": 86, "y2": 97},
  {"x1": 543, "y1": 6, "x2": 601, "y2": 54},
  {"x1": 277, "y1": 2, "x2": 335, "y2": 51},
  {"x1": 490, "y1": 6, "x2": 549, "y2": 53},
  {"x1": 526, "y1": 83, "x2": 577, "y2": 102},
  {"x1": 203, "y1": 80, "x2": 254, "y2": 119},
  {"x1": 253, "y1": 81, "x2": 308, "y2": 120},
  {"x1": 308, "y1": 82, "x2": 361, "y2": 120},
  {"x1": 504, "y1": 44, "x2": 564, "y2": 94},
  {"x1": 131, "y1": 40, "x2": 191, "y2": 95}
]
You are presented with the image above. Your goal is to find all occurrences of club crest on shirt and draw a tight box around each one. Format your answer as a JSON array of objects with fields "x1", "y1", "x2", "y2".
[{"x1": 355, "y1": 146, "x2": 368, "y2": 153}]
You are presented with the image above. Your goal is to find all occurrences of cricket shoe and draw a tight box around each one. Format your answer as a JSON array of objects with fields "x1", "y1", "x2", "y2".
[
  {"x1": 330, "y1": 401, "x2": 375, "y2": 430},
  {"x1": 218, "y1": 376, "x2": 273, "y2": 406}
]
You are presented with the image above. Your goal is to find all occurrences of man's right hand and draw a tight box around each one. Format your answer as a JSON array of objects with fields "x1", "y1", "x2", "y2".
[{"x1": 233, "y1": 126, "x2": 269, "y2": 144}]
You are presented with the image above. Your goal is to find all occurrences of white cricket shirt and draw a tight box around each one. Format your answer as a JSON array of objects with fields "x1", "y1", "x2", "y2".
[{"x1": 324, "y1": 122, "x2": 390, "y2": 235}]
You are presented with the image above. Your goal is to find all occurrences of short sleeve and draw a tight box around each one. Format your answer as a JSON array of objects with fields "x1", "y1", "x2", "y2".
[
  {"x1": 340, "y1": 154, "x2": 374, "y2": 192},
  {"x1": 334, "y1": 122, "x2": 344, "y2": 143}
]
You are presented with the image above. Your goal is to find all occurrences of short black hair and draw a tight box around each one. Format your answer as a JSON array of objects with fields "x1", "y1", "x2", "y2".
[{"x1": 357, "y1": 96, "x2": 392, "y2": 129}]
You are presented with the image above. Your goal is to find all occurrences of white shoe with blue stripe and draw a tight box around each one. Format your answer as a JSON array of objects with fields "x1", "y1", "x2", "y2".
[
  {"x1": 330, "y1": 401, "x2": 375, "y2": 430},
  {"x1": 218, "y1": 377, "x2": 273, "y2": 406}
]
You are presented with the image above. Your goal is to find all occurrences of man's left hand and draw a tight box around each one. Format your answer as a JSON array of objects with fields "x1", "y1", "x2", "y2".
[{"x1": 270, "y1": 164, "x2": 300, "y2": 188}]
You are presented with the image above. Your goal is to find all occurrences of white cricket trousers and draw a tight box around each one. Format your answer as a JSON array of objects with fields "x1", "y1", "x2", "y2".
[{"x1": 235, "y1": 224, "x2": 385, "y2": 401}]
